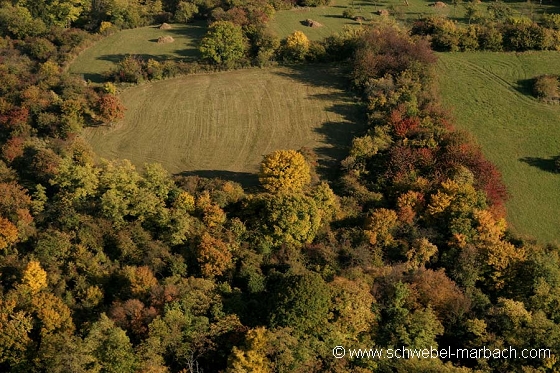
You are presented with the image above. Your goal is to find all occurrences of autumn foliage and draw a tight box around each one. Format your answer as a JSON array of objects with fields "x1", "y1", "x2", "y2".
[
  {"x1": 259, "y1": 150, "x2": 311, "y2": 193},
  {"x1": 0, "y1": 11, "x2": 557, "y2": 373}
]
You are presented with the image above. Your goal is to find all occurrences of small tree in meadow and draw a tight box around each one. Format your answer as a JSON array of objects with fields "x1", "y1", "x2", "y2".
[
  {"x1": 199, "y1": 21, "x2": 247, "y2": 67},
  {"x1": 533, "y1": 74, "x2": 559, "y2": 101},
  {"x1": 282, "y1": 30, "x2": 310, "y2": 62}
]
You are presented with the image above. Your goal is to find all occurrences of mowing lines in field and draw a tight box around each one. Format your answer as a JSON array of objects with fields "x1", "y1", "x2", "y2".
[{"x1": 82, "y1": 66, "x2": 364, "y2": 183}]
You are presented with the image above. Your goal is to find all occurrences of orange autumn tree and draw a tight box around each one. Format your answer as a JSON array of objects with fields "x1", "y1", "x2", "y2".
[{"x1": 0, "y1": 216, "x2": 18, "y2": 250}]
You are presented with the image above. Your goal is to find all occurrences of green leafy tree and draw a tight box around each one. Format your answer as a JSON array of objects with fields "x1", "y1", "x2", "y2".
[
  {"x1": 20, "y1": 0, "x2": 85, "y2": 27},
  {"x1": 259, "y1": 150, "x2": 311, "y2": 194},
  {"x1": 487, "y1": 1, "x2": 512, "y2": 22},
  {"x1": 199, "y1": 21, "x2": 247, "y2": 67},
  {"x1": 175, "y1": 1, "x2": 198, "y2": 23},
  {"x1": 257, "y1": 193, "x2": 321, "y2": 247},
  {"x1": 464, "y1": 2, "x2": 484, "y2": 24},
  {"x1": 268, "y1": 271, "x2": 330, "y2": 336},
  {"x1": 0, "y1": 5, "x2": 46, "y2": 38},
  {"x1": 84, "y1": 314, "x2": 137, "y2": 373},
  {"x1": 0, "y1": 297, "x2": 34, "y2": 370}
]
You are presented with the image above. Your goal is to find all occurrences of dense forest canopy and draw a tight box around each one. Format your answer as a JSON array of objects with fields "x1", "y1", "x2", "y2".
[{"x1": 1, "y1": 0, "x2": 560, "y2": 372}]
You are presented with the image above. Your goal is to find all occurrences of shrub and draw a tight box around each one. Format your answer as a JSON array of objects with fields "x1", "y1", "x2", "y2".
[
  {"x1": 460, "y1": 24, "x2": 480, "y2": 51},
  {"x1": 464, "y1": 2, "x2": 484, "y2": 24},
  {"x1": 282, "y1": 30, "x2": 310, "y2": 62},
  {"x1": 477, "y1": 24, "x2": 503, "y2": 51},
  {"x1": 23, "y1": 37, "x2": 57, "y2": 61},
  {"x1": 112, "y1": 55, "x2": 145, "y2": 83},
  {"x1": 145, "y1": 59, "x2": 163, "y2": 80},
  {"x1": 487, "y1": 1, "x2": 512, "y2": 22},
  {"x1": 300, "y1": 0, "x2": 330, "y2": 6},
  {"x1": 412, "y1": 17, "x2": 461, "y2": 52},
  {"x1": 97, "y1": 93, "x2": 125, "y2": 123},
  {"x1": 432, "y1": 18, "x2": 461, "y2": 52},
  {"x1": 342, "y1": 8, "x2": 356, "y2": 19},
  {"x1": 533, "y1": 74, "x2": 559, "y2": 100},
  {"x1": 542, "y1": 13, "x2": 560, "y2": 30},
  {"x1": 99, "y1": 21, "x2": 117, "y2": 36},
  {"x1": 252, "y1": 29, "x2": 280, "y2": 67},
  {"x1": 306, "y1": 40, "x2": 327, "y2": 62},
  {"x1": 503, "y1": 22, "x2": 545, "y2": 51}
]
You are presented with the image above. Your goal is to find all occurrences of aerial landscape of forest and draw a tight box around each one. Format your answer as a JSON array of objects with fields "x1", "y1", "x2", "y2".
[{"x1": 2, "y1": 0, "x2": 560, "y2": 372}]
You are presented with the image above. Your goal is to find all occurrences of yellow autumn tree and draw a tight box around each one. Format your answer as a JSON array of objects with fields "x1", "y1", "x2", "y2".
[
  {"x1": 22, "y1": 260, "x2": 47, "y2": 294},
  {"x1": 0, "y1": 298, "x2": 33, "y2": 367},
  {"x1": 227, "y1": 327, "x2": 271, "y2": 373},
  {"x1": 329, "y1": 277, "x2": 376, "y2": 340},
  {"x1": 473, "y1": 209, "x2": 525, "y2": 289},
  {"x1": 364, "y1": 208, "x2": 398, "y2": 247},
  {"x1": 259, "y1": 150, "x2": 311, "y2": 194},
  {"x1": 173, "y1": 191, "x2": 195, "y2": 213},
  {"x1": 31, "y1": 292, "x2": 74, "y2": 338},
  {"x1": 406, "y1": 237, "x2": 438, "y2": 270},
  {"x1": 284, "y1": 31, "x2": 310, "y2": 61}
]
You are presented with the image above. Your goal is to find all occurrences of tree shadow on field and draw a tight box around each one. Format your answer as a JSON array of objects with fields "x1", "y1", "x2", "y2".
[
  {"x1": 175, "y1": 170, "x2": 261, "y2": 191},
  {"x1": 96, "y1": 53, "x2": 178, "y2": 63},
  {"x1": 82, "y1": 72, "x2": 105, "y2": 83},
  {"x1": 274, "y1": 64, "x2": 352, "y2": 91},
  {"x1": 313, "y1": 103, "x2": 368, "y2": 179},
  {"x1": 515, "y1": 78, "x2": 535, "y2": 97},
  {"x1": 273, "y1": 64, "x2": 368, "y2": 180},
  {"x1": 519, "y1": 156, "x2": 560, "y2": 173}
]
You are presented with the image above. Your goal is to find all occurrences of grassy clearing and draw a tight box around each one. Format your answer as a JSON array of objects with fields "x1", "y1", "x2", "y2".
[
  {"x1": 437, "y1": 51, "x2": 560, "y2": 244},
  {"x1": 269, "y1": 0, "x2": 458, "y2": 40},
  {"x1": 81, "y1": 65, "x2": 365, "y2": 186},
  {"x1": 68, "y1": 22, "x2": 206, "y2": 82},
  {"x1": 269, "y1": 0, "x2": 560, "y2": 40}
]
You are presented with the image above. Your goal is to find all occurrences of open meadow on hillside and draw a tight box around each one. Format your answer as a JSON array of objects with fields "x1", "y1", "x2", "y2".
[
  {"x1": 81, "y1": 65, "x2": 364, "y2": 186},
  {"x1": 438, "y1": 51, "x2": 560, "y2": 243},
  {"x1": 268, "y1": 0, "x2": 560, "y2": 40},
  {"x1": 269, "y1": 0, "x2": 461, "y2": 40},
  {"x1": 68, "y1": 22, "x2": 206, "y2": 82}
]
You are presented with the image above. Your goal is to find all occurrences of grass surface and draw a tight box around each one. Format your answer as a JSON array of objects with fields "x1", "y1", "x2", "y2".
[
  {"x1": 68, "y1": 22, "x2": 206, "y2": 82},
  {"x1": 81, "y1": 65, "x2": 365, "y2": 187},
  {"x1": 269, "y1": 0, "x2": 457, "y2": 40},
  {"x1": 437, "y1": 51, "x2": 560, "y2": 244},
  {"x1": 269, "y1": 0, "x2": 560, "y2": 40}
]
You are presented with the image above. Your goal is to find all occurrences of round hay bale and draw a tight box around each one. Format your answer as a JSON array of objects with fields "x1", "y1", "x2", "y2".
[
  {"x1": 157, "y1": 36, "x2": 175, "y2": 44},
  {"x1": 159, "y1": 23, "x2": 172, "y2": 29},
  {"x1": 305, "y1": 18, "x2": 323, "y2": 28},
  {"x1": 433, "y1": 1, "x2": 447, "y2": 7},
  {"x1": 354, "y1": 15, "x2": 366, "y2": 21},
  {"x1": 377, "y1": 9, "x2": 389, "y2": 16}
]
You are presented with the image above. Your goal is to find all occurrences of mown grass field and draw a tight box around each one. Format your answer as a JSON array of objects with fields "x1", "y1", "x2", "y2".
[
  {"x1": 438, "y1": 51, "x2": 560, "y2": 243},
  {"x1": 81, "y1": 65, "x2": 364, "y2": 185},
  {"x1": 68, "y1": 22, "x2": 206, "y2": 82}
]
